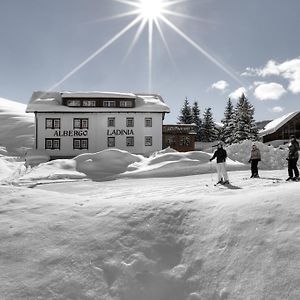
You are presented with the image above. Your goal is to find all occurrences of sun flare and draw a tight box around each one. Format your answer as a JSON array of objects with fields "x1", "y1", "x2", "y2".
[
  {"x1": 49, "y1": 0, "x2": 244, "y2": 94},
  {"x1": 138, "y1": 0, "x2": 164, "y2": 20}
]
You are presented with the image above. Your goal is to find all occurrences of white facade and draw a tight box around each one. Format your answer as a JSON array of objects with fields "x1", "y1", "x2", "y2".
[{"x1": 26, "y1": 91, "x2": 170, "y2": 158}]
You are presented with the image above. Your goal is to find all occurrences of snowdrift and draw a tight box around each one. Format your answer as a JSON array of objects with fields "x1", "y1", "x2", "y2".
[
  {"x1": 1, "y1": 142, "x2": 290, "y2": 184},
  {"x1": 9, "y1": 148, "x2": 247, "y2": 184},
  {"x1": 227, "y1": 140, "x2": 288, "y2": 169}
]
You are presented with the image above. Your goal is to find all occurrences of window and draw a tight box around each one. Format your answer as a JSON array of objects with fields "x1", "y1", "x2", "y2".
[
  {"x1": 179, "y1": 137, "x2": 190, "y2": 146},
  {"x1": 145, "y1": 117, "x2": 152, "y2": 127},
  {"x1": 108, "y1": 117, "x2": 115, "y2": 127},
  {"x1": 145, "y1": 136, "x2": 152, "y2": 146},
  {"x1": 82, "y1": 100, "x2": 96, "y2": 107},
  {"x1": 103, "y1": 100, "x2": 116, "y2": 107},
  {"x1": 107, "y1": 137, "x2": 115, "y2": 147},
  {"x1": 120, "y1": 100, "x2": 133, "y2": 107},
  {"x1": 45, "y1": 138, "x2": 60, "y2": 150},
  {"x1": 126, "y1": 136, "x2": 134, "y2": 147},
  {"x1": 45, "y1": 118, "x2": 61, "y2": 129},
  {"x1": 126, "y1": 117, "x2": 134, "y2": 127},
  {"x1": 166, "y1": 136, "x2": 175, "y2": 146},
  {"x1": 73, "y1": 118, "x2": 89, "y2": 129},
  {"x1": 67, "y1": 100, "x2": 81, "y2": 107},
  {"x1": 73, "y1": 138, "x2": 88, "y2": 150}
]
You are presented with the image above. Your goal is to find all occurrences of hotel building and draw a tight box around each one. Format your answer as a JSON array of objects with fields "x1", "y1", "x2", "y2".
[{"x1": 26, "y1": 91, "x2": 170, "y2": 158}]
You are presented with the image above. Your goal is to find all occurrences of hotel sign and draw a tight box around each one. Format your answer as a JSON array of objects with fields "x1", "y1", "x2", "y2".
[
  {"x1": 107, "y1": 129, "x2": 134, "y2": 136},
  {"x1": 54, "y1": 130, "x2": 88, "y2": 137}
]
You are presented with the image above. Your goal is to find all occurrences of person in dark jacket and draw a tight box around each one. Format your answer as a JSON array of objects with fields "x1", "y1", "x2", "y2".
[
  {"x1": 286, "y1": 135, "x2": 299, "y2": 181},
  {"x1": 210, "y1": 143, "x2": 229, "y2": 184},
  {"x1": 248, "y1": 144, "x2": 261, "y2": 178}
]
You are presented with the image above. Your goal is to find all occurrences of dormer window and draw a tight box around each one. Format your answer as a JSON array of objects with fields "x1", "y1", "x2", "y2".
[
  {"x1": 120, "y1": 100, "x2": 133, "y2": 108},
  {"x1": 103, "y1": 100, "x2": 116, "y2": 107},
  {"x1": 67, "y1": 100, "x2": 81, "y2": 107},
  {"x1": 82, "y1": 100, "x2": 96, "y2": 107}
]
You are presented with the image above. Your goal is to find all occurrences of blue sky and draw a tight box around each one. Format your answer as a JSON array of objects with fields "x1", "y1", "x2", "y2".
[{"x1": 0, "y1": 0, "x2": 299, "y2": 123}]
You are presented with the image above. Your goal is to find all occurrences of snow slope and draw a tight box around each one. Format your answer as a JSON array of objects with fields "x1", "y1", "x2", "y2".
[{"x1": 0, "y1": 98, "x2": 34, "y2": 155}]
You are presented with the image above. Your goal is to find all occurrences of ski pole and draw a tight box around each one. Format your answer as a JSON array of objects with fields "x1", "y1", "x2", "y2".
[{"x1": 210, "y1": 161, "x2": 214, "y2": 183}]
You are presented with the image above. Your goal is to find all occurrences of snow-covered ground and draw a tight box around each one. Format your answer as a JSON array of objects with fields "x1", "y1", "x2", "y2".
[{"x1": 0, "y1": 98, "x2": 300, "y2": 299}]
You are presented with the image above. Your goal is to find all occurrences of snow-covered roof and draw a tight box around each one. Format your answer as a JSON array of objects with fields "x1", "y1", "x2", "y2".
[
  {"x1": 259, "y1": 111, "x2": 300, "y2": 136},
  {"x1": 26, "y1": 91, "x2": 170, "y2": 113},
  {"x1": 62, "y1": 91, "x2": 136, "y2": 99}
]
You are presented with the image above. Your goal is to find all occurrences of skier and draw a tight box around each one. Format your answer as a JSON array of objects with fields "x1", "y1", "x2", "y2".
[
  {"x1": 210, "y1": 142, "x2": 229, "y2": 184},
  {"x1": 286, "y1": 135, "x2": 299, "y2": 181},
  {"x1": 248, "y1": 144, "x2": 261, "y2": 178}
]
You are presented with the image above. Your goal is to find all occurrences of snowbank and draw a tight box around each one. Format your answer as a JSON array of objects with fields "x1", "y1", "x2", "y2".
[
  {"x1": 74, "y1": 149, "x2": 143, "y2": 181},
  {"x1": 2, "y1": 142, "x2": 289, "y2": 184},
  {"x1": 70, "y1": 148, "x2": 246, "y2": 182},
  {"x1": 10, "y1": 143, "x2": 288, "y2": 184},
  {"x1": 227, "y1": 140, "x2": 288, "y2": 169},
  {"x1": 19, "y1": 159, "x2": 86, "y2": 182}
]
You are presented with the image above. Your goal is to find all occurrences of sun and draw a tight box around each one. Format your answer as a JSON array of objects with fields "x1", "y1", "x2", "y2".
[
  {"x1": 138, "y1": 0, "x2": 165, "y2": 20},
  {"x1": 48, "y1": 0, "x2": 244, "y2": 94}
]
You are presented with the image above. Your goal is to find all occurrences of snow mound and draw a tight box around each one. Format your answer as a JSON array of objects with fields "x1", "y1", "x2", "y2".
[
  {"x1": 227, "y1": 140, "x2": 287, "y2": 169},
  {"x1": 3, "y1": 142, "x2": 287, "y2": 184},
  {"x1": 0, "y1": 97, "x2": 34, "y2": 155},
  {"x1": 74, "y1": 149, "x2": 143, "y2": 181},
  {"x1": 19, "y1": 159, "x2": 86, "y2": 182},
  {"x1": 71, "y1": 148, "x2": 247, "y2": 182}
]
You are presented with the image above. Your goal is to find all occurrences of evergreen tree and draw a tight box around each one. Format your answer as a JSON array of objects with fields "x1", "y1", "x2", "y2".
[
  {"x1": 178, "y1": 97, "x2": 193, "y2": 124},
  {"x1": 202, "y1": 107, "x2": 218, "y2": 142},
  {"x1": 232, "y1": 93, "x2": 258, "y2": 143},
  {"x1": 220, "y1": 98, "x2": 235, "y2": 144},
  {"x1": 192, "y1": 101, "x2": 202, "y2": 141}
]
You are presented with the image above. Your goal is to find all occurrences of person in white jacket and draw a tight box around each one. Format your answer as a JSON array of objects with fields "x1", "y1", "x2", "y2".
[{"x1": 210, "y1": 143, "x2": 229, "y2": 184}]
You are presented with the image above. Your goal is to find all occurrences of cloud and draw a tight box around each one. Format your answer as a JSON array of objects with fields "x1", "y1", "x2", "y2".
[
  {"x1": 228, "y1": 87, "x2": 247, "y2": 100},
  {"x1": 242, "y1": 57, "x2": 300, "y2": 94},
  {"x1": 270, "y1": 106, "x2": 284, "y2": 113},
  {"x1": 211, "y1": 80, "x2": 229, "y2": 92},
  {"x1": 254, "y1": 82, "x2": 287, "y2": 100}
]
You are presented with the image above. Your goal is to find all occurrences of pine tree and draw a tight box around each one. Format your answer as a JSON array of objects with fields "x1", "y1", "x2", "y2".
[
  {"x1": 202, "y1": 108, "x2": 218, "y2": 142},
  {"x1": 178, "y1": 97, "x2": 193, "y2": 124},
  {"x1": 192, "y1": 101, "x2": 202, "y2": 141},
  {"x1": 232, "y1": 93, "x2": 258, "y2": 143},
  {"x1": 220, "y1": 98, "x2": 235, "y2": 144},
  {"x1": 247, "y1": 100, "x2": 258, "y2": 141}
]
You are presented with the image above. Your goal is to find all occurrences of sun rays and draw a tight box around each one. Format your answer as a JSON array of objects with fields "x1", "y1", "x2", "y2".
[{"x1": 48, "y1": 0, "x2": 243, "y2": 93}]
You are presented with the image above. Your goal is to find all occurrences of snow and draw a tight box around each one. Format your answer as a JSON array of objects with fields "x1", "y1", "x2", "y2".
[
  {"x1": 1, "y1": 170, "x2": 300, "y2": 299},
  {"x1": 1, "y1": 97, "x2": 300, "y2": 299},
  {"x1": 62, "y1": 91, "x2": 136, "y2": 98},
  {"x1": 0, "y1": 97, "x2": 34, "y2": 155},
  {"x1": 227, "y1": 140, "x2": 288, "y2": 169},
  {"x1": 259, "y1": 111, "x2": 299, "y2": 136},
  {"x1": 26, "y1": 91, "x2": 170, "y2": 113}
]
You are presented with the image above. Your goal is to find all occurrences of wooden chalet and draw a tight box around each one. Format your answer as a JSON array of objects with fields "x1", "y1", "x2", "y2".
[
  {"x1": 162, "y1": 124, "x2": 197, "y2": 152},
  {"x1": 259, "y1": 111, "x2": 300, "y2": 143}
]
